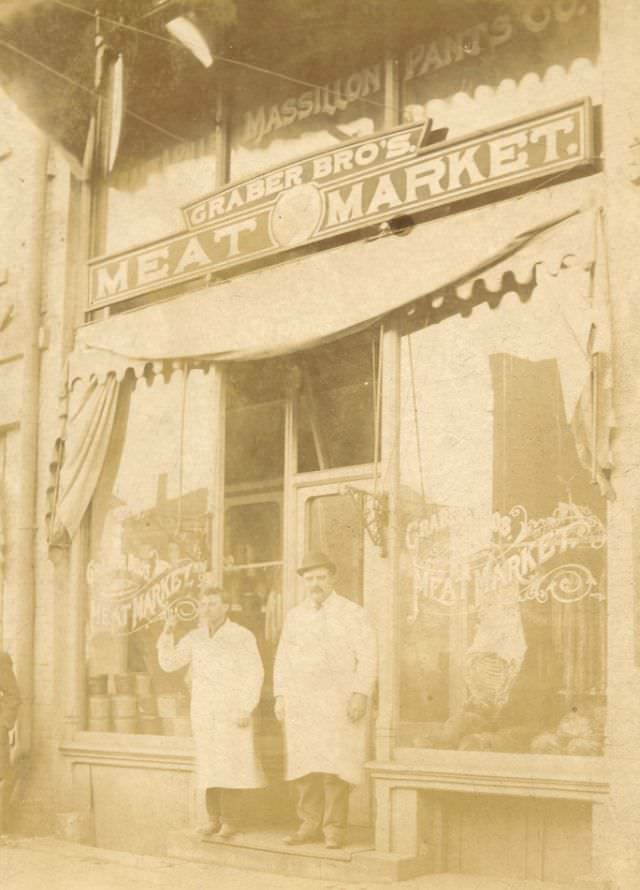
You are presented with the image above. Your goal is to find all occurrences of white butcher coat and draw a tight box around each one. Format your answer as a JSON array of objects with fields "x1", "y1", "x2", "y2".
[
  {"x1": 157, "y1": 620, "x2": 266, "y2": 790},
  {"x1": 273, "y1": 592, "x2": 377, "y2": 786}
]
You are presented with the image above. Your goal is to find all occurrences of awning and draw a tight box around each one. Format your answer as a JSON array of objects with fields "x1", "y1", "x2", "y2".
[
  {"x1": 72, "y1": 177, "x2": 600, "y2": 383},
  {"x1": 50, "y1": 179, "x2": 614, "y2": 546}
]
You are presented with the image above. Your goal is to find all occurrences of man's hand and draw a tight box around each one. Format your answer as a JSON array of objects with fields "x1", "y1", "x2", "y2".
[
  {"x1": 347, "y1": 692, "x2": 368, "y2": 722},
  {"x1": 274, "y1": 696, "x2": 285, "y2": 722},
  {"x1": 235, "y1": 711, "x2": 251, "y2": 728},
  {"x1": 163, "y1": 610, "x2": 178, "y2": 634}
]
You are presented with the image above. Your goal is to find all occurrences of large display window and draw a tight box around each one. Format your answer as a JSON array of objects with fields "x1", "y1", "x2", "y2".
[
  {"x1": 94, "y1": 137, "x2": 218, "y2": 258},
  {"x1": 229, "y1": 57, "x2": 384, "y2": 183},
  {"x1": 86, "y1": 367, "x2": 214, "y2": 736},
  {"x1": 401, "y1": 0, "x2": 600, "y2": 138},
  {"x1": 398, "y1": 279, "x2": 607, "y2": 757}
]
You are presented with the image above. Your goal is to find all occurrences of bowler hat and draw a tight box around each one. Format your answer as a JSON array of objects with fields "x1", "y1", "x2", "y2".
[{"x1": 297, "y1": 551, "x2": 336, "y2": 576}]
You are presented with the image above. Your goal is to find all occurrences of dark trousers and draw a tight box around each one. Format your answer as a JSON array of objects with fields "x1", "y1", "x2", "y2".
[
  {"x1": 295, "y1": 772, "x2": 350, "y2": 839},
  {"x1": 205, "y1": 788, "x2": 239, "y2": 826}
]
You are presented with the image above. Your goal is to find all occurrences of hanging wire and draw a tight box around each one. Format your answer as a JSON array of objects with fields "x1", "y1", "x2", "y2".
[
  {"x1": 407, "y1": 332, "x2": 427, "y2": 505},
  {"x1": 0, "y1": 37, "x2": 186, "y2": 145},
  {"x1": 51, "y1": 0, "x2": 399, "y2": 116},
  {"x1": 178, "y1": 361, "x2": 189, "y2": 533},
  {"x1": 372, "y1": 324, "x2": 384, "y2": 498},
  {"x1": 590, "y1": 206, "x2": 613, "y2": 488}
]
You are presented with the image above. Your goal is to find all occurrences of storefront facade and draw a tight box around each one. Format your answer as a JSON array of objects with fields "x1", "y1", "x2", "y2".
[{"x1": 4, "y1": 1, "x2": 640, "y2": 886}]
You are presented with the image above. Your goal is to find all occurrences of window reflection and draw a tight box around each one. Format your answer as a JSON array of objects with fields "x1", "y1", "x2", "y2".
[
  {"x1": 398, "y1": 291, "x2": 607, "y2": 756},
  {"x1": 86, "y1": 369, "x2": 212, "y2": 735},
  {"x1": 224, "y1": 361, "x2": 286, "y2": 735},
  {"x1": 297, "y1": 336, "x2": 376, "y2": 473},
  {"x1": 307, "y1": 493, "x2": 364, "y2": 604}
]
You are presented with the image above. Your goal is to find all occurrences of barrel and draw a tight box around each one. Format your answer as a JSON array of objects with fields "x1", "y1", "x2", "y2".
[
  {"x1": 134, "y1": 673, "x2": 153, "y2": 697},
  {"x1": 157, "y1": 694, "x2": 179, "y2": 718},
  {"x1": 112, "y1": 716, "x2": 137, "y2": 734},
  {"x1": 137, "y1": 695, "x2": 157, "y2": 716},
  {"x1": 113, "y1": 673, "x2": 135, "y2": 694},
  {"x1": 88, "y1": 695, "x2": 110, "y2": 719},
  {"x1": 111, "y1": 695, "x2": 137, "y2": 718},
  {"x1": 138, "y1": 716, "x2": 161, "y2": 735},
  {"x1": 87, "y1": 675, "x2": 108, "y2": 696}
]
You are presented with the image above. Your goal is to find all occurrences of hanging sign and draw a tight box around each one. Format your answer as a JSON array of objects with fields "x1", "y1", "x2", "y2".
[{"x1": 88, "y1": 98, "x2": 593, "y2": 309}]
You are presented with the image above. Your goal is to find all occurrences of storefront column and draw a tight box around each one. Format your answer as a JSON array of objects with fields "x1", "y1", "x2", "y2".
[
  {"x1": 375, "y1": 325, "x2": 401, "y2": 765},
  {"x1": 56, "y1": 521, "x2": 94, "y2": 839},
  {"x1": 63, "y1": 523, "x2": 88, "y2": 743},
  {"x1": 374, "y1": 42, "x2": 403, "y2": 769},
  {"x1": 593, "y1": 4, "x2": 640, "y2": 887}
]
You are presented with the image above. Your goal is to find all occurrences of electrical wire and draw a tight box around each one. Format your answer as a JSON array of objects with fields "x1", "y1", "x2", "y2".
[
  {"x1": 407, "y1": 332, "x2": 427, "y2": 505},
  {"x1": 0, "y1": 37, "x2": 187, "y2": 145},
  {"x1": 50, "y1": 0, "x2": 399, "y2": 115}
]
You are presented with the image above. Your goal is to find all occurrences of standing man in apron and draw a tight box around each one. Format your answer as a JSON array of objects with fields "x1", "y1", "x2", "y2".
[
  {"x1": 274, "y1": 551, "x2": 377, "y2": 849},
  {"x1": 158, "y1": 584, "x2": 265, "y2": 840}
]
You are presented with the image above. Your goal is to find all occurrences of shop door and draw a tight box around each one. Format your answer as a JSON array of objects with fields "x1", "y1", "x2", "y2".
[
  {"x1": 222, "y1": 491, "x2": 290, "y2": 825},
  {"x1": 295, "y1": 476, "x2": 381, "y2": 829}
]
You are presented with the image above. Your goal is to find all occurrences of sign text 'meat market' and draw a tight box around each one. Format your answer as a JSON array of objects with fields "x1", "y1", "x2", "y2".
[{"x1": 89, "y1": 99, "x2": 593, "y2": 309}]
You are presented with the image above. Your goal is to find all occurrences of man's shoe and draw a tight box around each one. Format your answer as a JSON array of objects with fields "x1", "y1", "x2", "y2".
[
  {"x1": 216, "y1": 823, "x2": 236, "y2": 840},
  {"x1": 324, "y1": 834, "x2": 343, "y2": 849},
  {"x1": 196, "y1": 820, "x2": 220, "y2": 839},
  {"x1": 282, "y1": 830, "x2": 321, "y2": 846}
]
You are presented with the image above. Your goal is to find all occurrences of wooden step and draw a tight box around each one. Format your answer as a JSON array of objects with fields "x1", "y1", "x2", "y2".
[{"x1": 167, "y1": 827, "x2": 430, "y2": 883}]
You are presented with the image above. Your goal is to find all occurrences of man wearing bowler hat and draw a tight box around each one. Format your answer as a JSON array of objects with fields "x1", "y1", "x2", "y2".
[{"x1": 274, "y1": 551, "x2": 377, "y2": 849}]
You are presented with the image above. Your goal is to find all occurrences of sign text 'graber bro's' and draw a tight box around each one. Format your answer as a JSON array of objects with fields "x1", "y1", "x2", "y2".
[{"x1": 89, "y1": 99, "x2": 593, "y2": 308}]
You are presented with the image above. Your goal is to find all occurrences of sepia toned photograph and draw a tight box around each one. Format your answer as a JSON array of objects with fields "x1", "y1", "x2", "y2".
[{"x1": 0, "y1": 1, "x2": 637, "y2": 888}]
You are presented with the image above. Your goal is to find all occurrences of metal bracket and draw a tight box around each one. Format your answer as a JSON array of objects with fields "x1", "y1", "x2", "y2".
[{"x1": 340, "y1": 484, "x2": 389, "y2": 557}]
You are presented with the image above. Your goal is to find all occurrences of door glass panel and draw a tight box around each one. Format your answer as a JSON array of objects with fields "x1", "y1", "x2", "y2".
[
  {"x1": 223, "y1": 501, "x2": 283, "y2": 726},
  {"x1": 306, "y1": 492, "x2": 364, "y2": 604},
  {"x1": 297, "y1": 336, "x2": 376, "y2": 473},
  {"x1": 223, "y1": 359, "x2": 285, "y2": 753},
  {"x1": 224, "y1": 502, "x2": 282, "y2": 625},
  {"x1": 225, "y1": 359, "x2": 287, "y2": 486}
]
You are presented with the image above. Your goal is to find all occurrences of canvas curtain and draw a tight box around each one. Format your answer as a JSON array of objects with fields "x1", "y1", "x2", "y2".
[{"x1": 49, "y1": 373, "x2": 120, "y2": 545}]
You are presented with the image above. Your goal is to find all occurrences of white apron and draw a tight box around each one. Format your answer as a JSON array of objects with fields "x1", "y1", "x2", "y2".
[
  {"x1": 273, "y1": 592, "x2": 377, "y2": 786},
  {"x1": 158, "y1": 621, "x2": 266, "y2": 790}
]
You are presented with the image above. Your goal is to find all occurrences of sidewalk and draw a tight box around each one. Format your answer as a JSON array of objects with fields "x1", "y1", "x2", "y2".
[{"x1": 0, "y1": 836, "x2": 606, "y2": 890}]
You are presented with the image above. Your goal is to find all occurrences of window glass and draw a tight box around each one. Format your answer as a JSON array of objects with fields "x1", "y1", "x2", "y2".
[
  {"x1": 229, "y1": 57, "x2": 384, "y2": 184},
  {"x1": 91, "y1": 25, "x2": 220, "y2": 259},
  {"x1": 307, "y1": 493, "x2": 364, "y2": 604},
  {"x1": 227, "y1": 0, "x2": 398, "y2": 183},
  {"x1": 224, "y1": 362, "x2": 286, "y2": 485},
  {"x1": 95, "y1": 137, "x2": 217, "y2": 257},
  {"x1": 401, "y1": 1, "x2": 600, "y2": 139},
  {"x1": 86, "y1": 369, "x2": 213, "y2": 735},
  {"x1": 297, "y1": 336, "x2": 376, "y2": 472},
  {"x1": 398, "y1": 282, "x2": 607, "y2": 756},
  {"x1": 223, "y1": 359, "x2": 286, "y2": 734}
]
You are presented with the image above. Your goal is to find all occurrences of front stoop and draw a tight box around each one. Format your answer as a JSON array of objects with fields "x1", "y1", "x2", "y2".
[
  {"x1": 167, "y1": 830, "x2": 613, "y2": 887},
  {"x1": 166, "y1": 828, "x2": 430, "y2": 883}
]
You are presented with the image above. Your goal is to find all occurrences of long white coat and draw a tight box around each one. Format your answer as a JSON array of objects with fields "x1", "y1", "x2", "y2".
[
  {"x1": 157, "y1": 621, "x2": 266, "y2": 790},
  {"x1": 273, "y1": 592, "x2": 377, "y2": 786}
]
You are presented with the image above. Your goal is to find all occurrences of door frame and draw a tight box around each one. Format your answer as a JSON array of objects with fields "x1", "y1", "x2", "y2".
[{"x1": 291, "y1": 465, "x2": 381, "y2": 828}]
